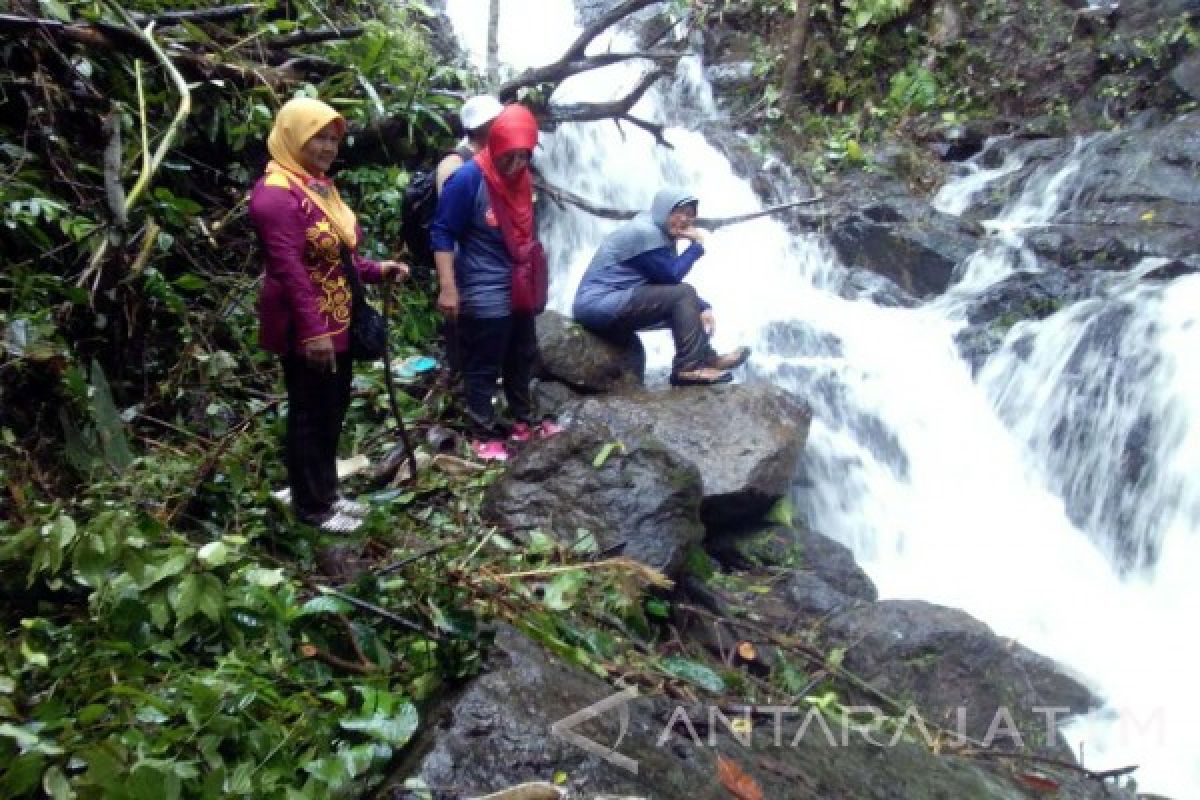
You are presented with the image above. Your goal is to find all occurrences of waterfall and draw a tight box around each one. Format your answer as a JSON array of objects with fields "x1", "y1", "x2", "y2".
[{"x1": 445, "y1": 2, "x2": 1199, "y2": 795}]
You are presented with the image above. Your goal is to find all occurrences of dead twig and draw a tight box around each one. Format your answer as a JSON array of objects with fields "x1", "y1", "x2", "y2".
[
  {"x1": 957, "y1": 748, "x2": 1138, "y2": 785},
  {"x1": 535, "y1": 175, "x2": 825, "y2": 228}
]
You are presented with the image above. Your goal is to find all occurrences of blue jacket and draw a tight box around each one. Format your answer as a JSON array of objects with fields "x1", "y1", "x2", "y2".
[
  {"x1": 430, "y1": 160, "x2": 512, "y2": 318},
  {"x1": 573, "y1": 241, "x2": 708, "y2": 328}
]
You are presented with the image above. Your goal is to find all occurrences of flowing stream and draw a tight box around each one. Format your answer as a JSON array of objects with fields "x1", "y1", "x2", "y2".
[{"x1": 445, "y1": 2, "x2": 1200, "y2": 795}]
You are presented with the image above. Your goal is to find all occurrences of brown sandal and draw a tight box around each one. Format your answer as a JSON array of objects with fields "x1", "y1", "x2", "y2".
[{"x1": 670, "y1": 366, "x2": 733, "y2": 386}]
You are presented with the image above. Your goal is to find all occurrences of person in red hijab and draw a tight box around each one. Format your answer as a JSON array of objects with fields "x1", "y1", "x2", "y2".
[{"x1": 430, "y1": 104, "x2": 558, "y2": 460}]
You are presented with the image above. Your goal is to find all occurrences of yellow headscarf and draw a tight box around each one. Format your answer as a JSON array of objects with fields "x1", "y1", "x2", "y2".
[{"x1": 265, "y1": 97, "x2": 358, "y2": 247}]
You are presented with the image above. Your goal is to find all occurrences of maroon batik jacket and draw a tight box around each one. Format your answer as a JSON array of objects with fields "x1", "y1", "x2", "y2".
[{"x1": 248, "y1": 171, "x2": 383, "y2": 355}]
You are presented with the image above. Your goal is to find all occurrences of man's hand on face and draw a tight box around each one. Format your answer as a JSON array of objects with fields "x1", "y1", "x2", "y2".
[{"x1": 667, "y1": 203, "x2": 699, "y2": 239}]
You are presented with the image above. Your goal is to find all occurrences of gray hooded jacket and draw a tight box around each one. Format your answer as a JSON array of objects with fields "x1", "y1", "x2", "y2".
[{"x1": 572, "y1": 188, "x2": 701, "y2": 327}]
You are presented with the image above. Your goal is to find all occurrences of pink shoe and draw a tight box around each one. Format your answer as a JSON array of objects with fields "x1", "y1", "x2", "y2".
[
  {"x1": 509, "y1": 421, "x2": 534, "y2": 443},
  {"x1": 536, "y1": 419, "x2": 564, "y2": 438},
  {"x1": 471, "y1": 439, "x2": 510, "y2": 462}
]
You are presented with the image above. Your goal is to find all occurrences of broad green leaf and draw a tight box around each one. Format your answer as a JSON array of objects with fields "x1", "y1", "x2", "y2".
[
  {"x1": 644, "y1": 597, "x2": 670, "y2": 619},
  {"x1": 297, "y1": 596, "x2": 353, "y2": 616},
  {"x1": 42, "y1": 765, "x2": 74, "y2": 799},
  {"x1": 0, "y1": 722, "x2": 63, "y2": 755},
  {"x1": 171, "y1": 573, "x2": 223, "y2": 623},
  {"x1": 766, "y1": 496, "x2": 794, "y2": 527},
  {"x1": 173, "y1": 274, "x2": 207, "y2": 292},
  {"x1": 0, "y1": 753, "x2": 45, "y2": 796},
  {"x1": 38, "y1": 0, "x2": 70, "y2": 22},
  {"x1": 660, "y1": 657, "x2": 726, "y2": 693},
  {"x1": 19, "y1": 641, "x2": 48, "y2": 669},
  {"x1": 244, "y1": 567, "x2": 285, "y2": 588},
  {"x1": 197, "y1": 541, "x2": 229, "y2": 568},
  {"x1": 542, "y1": 571, "x2": 585, "y2": 611},
  {"x1": 339, "y1": 703, "x2": 418, "y2": 747}
]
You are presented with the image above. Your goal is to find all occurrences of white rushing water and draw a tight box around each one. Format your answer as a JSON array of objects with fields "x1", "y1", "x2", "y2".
[{"x1": 446, "y1": 2, "x2": 1200, "y2": 795}]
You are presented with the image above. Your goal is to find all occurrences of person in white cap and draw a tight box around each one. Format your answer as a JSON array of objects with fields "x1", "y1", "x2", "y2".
[{"x1": 435, "y1": 94, "x2": 505, "y2": 195}]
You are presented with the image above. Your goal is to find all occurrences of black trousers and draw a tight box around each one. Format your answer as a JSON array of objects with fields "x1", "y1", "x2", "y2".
[
  {"x1": 456, "y1": 313, "x2": 536, "y2": 432},
  {"x1": 597, "y1": 283, "x2": 716, "y2": 374},
  {"x1": 282, "y1": 351, "x2": 352, "y2": 521}
]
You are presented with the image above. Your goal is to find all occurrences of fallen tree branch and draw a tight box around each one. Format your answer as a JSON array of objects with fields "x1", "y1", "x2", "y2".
[
  {"x1": 544, "y1": 67, "x2": 667, "y2": 125},
  {"x1": 535, "y1": 175, "x2": 825, "y2": 228},
  {"x1": 131, "y1": 3, "x2": 258, "y2": 27},
  {"x1": 696, "y1": 196, "x2": 826, "y2": 230},
  {"x1": 268, "y1": 26, "x2": 364, "y2": 49},
  {"x1": 498, "y1": 50, "x2": 681, "y2": 101},
  {"x1": 534, "y1": 175, "x2": 635, "y2": 221},
  {"x1": 83, "y1": 2, "x2": 192, "y2": 285},
  {"x1": 616, "y1": 112, "x2": 671, "y2": 146},
  {"x1": 0, "y1": 14, "x2": 300, "y2": 88},
  {"x1": 496, "y1": 0, "x2": 673, "y2": 104},
  {"x1": 958, "y1": 748, "x2": 1138, "y2": 785},
  {"x1": 316, "y1": 585, "x2": 442, "y2": 640},
  {"x1": 563, "y1": 0, "x2": 664, "y2": 63},
  {"x1": 101, "y1": 108, "x2": 127, "y2": 227}
]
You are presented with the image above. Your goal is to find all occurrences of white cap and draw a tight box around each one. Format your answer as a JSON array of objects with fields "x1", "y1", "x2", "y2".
[{"x1": 459, "y1": 95, "x2": 504, "y2": 132}]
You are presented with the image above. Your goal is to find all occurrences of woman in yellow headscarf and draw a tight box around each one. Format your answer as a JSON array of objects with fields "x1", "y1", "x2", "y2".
[{"x1": 249, "y1": 97, "x2": 408, "y2": 534}]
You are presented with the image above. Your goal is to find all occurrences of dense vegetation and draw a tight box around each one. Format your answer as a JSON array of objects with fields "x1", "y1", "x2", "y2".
[{"x1": 0, "y1": 1, "x2": 485, "y2": 796}]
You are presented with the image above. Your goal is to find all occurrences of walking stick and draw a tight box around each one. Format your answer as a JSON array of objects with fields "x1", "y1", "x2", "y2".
[{"x1": 381, "y1": 283, "x2": 419, "y2": 484}]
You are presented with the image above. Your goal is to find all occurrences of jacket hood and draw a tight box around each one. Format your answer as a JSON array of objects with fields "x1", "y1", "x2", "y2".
[{"x1": 650, "y1": 188, "x2": 698, "y2": 231}]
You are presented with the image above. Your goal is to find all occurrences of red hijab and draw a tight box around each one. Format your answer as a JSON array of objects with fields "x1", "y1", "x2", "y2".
[{"x1": 476, "y1": 104, "x2": 539, "y2": 259}]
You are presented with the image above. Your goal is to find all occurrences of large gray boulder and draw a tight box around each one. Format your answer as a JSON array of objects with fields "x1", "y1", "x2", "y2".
[
  {"x1": 970, "y1": 117, "x2": 1200, "y2": 271},
  {"x1": 821, "y1": 599, "x2": 1099, "y2": 755},
  {"x1": 823, "y1": 172, "x2": 982, "y2": 298},
  {"x1": 829, "y1": 206, "x2": 979, "y2": 297},
  {"x1": 536, "y1": 310, "x2": 644, "y2": 392},
  {"x1": 394, "y1": 627, "x2": 1129, "y2": 800},
  {"x1": 574, "y1": 384, "x2": 811, "y2": 526},
  {"x1": 484, "y1": 417, "x2": 704, "y2": 578},
  {"x1": 951, "y1": 269, "x2": 1101, "y2": 374},
  {"x1": 707, "y1": 524, "x2": 878, "y2": 613}
]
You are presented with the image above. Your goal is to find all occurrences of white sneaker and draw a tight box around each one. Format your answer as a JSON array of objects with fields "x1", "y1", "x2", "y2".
[
  {"x1": 333, "y1": 497, "x2": 369, "y2": 517},
  {"x1": 317, "y1": 511, "x2": 362, "y2": 534}
]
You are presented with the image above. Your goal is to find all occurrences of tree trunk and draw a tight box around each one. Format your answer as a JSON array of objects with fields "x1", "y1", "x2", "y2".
[
  {"x1": 780, "y1": 0, "x2": 812, "y2": 115},
  {"x1": 487, "y1": 0, "x2": 501, "y2": 88}
]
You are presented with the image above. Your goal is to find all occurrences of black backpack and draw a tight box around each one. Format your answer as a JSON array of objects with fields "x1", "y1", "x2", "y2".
[{"x1": 400, "y1": 146, "x2": 474, "y2": 275}]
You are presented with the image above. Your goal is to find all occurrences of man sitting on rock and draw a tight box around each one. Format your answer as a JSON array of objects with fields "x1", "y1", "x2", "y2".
[{"x1": 572, "y1": 188, "x2": 750, "y2": 386}]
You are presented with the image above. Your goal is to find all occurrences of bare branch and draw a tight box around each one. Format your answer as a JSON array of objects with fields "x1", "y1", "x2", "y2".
[
  {"x1": 498, "y1": 50, "x2": 681, "y2": 100},
  {"x1": 616, "y1": 112, "x2": 671, "y2": 147},
  {"x1": 534, "y1": 175, "x2": 636, "y2": 221},
  {"x1": 545, "y1": 67, "x2": 667, "y2": 125},
  {"x1": 0, "y1": 14, "x2": 300, "y2": 88},
  {"x1": 268, "y1": 26, "x2": 364, "y2": 49},
  {"x1": 131, "y1": 4, "x2": 258, "y2": 26},
  {"x1": 562, "y1": 0, "x2": 665, "y2": 63},
  {"x1": 497, "y1": 0, "x2": 674, "y2": 101},
  {"x1": 535, "y1": 175, "x2": 827, "y2": 229}
]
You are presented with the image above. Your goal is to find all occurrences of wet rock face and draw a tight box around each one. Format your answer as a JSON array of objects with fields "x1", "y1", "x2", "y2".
[
  {"x1": 818, "y1": 171, "x2": 983, "y2": 299},
  {"x1": 484, "y1": 417, "x2": 704, "y2": 578},
  {"x1": 820, "y1": 599, "x2": 1099, "y2": 755},
  {"x1": 966, "y1": 117, "x2": 1200, "y2": 271},
  {"x1": 704, "y1": 523, "x2": 878, "y2": 624},
  {"x1": 573, "y1": 383, "x2": 812, "y2": 526},
  {"x1": 828, "y1": 207, "x2": 980, "y2": 298},
  {"x1": 536, "y1": 310, "x2": 645, "y2": 393},
  {"x1": 952, "y1": 269, "x2": 1100, "y2": 373},
  {"x1": 396, "y1": 627, "x2": 1129, "y2": 800}
]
